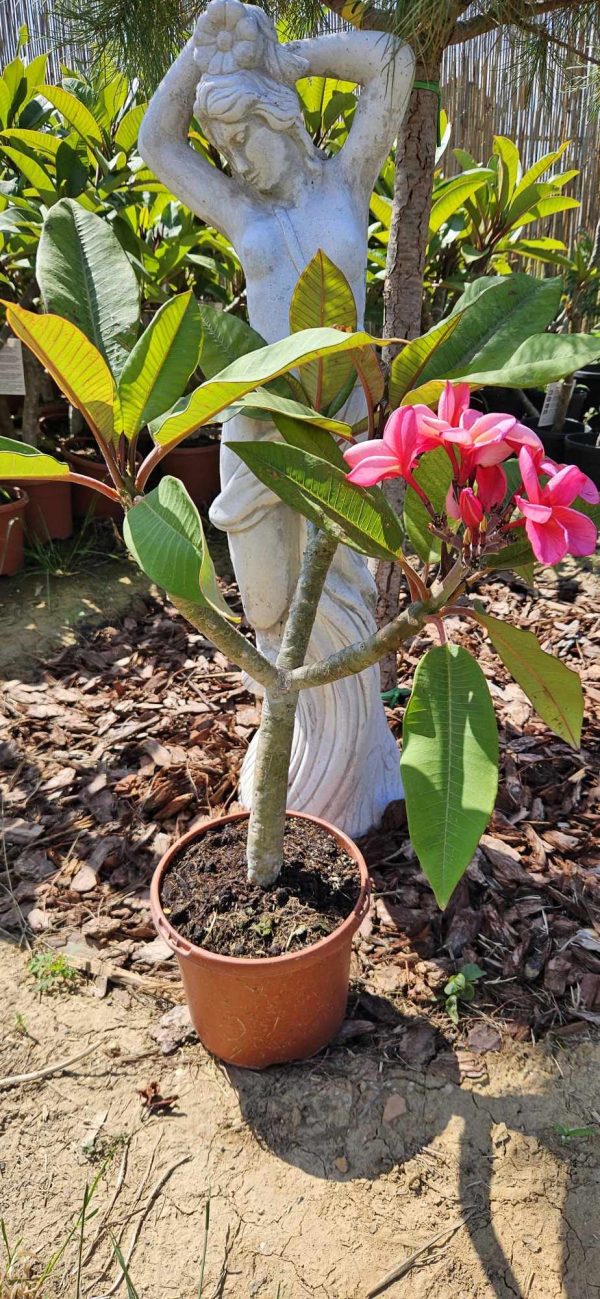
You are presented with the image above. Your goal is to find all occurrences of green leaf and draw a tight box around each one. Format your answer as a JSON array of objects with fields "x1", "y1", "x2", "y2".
[
  {"x1": 123, "y1": 477, "x2": 236, "y2": 620},
  {"x1": 459, "y1": 332, "x2": 600, "y2": 389},
  {"x1": 401, "y1": 644, "x2": 499, "y2": 909},
  {"x1": 37, "y1": 85, "x2": 103, "y2": 144},
  {"x1": 236, "y1": 389, "x2": 352, "y2": 436},
  {"x1": 6, "y1": 303, "x2": 117, "y2": 446},
  {"x1": 271, "y1": 414, "x2": 348, "y2": 469},
  {"x1": 513, "y1": 142, "x2": 570, "y2": 197},
  {"x1": 289, "y1": 250, "x2": 357, "y2": 410},
  {"x1": 0, "y1": 143, "x2": 55, "y2": 197},
  {"x1": 0, "y1": 437, "x2": 69, "y2": 479},
  {"x1": 114, "y1": 103, "x2": 147, "y2": 153},
  {"x1": 472, "y1": 611, "x2": 583, "y2": 748},
  {"x1": 198, "y1": 305, "x2": 267, "y2": 378},
  {"x1": 229, "y1": 440, "x2": 405, "y2": 562},
  {"x1": 428, "y1": 170, "x2": 494, "y2": 234},
  {"x1": 403, "y1": 448, "x2": 453, "y2": 563},
  {"x1": 118, "y1": 292, "x2": 201, "y2": 438},
  {"x1": 150, "y1": 328, "x2": 379, "y2": 449},
  {"x1": 435, "y1": 276, "x2": 563, "y2": 382},
  {"x1": 37, "y1": 198, "x2": 140, "y2": 378},
  {"x1": 389, "y1": 313, "x2": 463, "y2": 409}
]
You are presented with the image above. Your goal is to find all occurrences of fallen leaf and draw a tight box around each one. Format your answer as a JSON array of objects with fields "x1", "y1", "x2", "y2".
[
  {"x1": 383, "y1": 1094, "x2": 407, "y2": 1122},
  {"x1": 466, "y1": 1024, "x2": 502, "y2": 1054}
]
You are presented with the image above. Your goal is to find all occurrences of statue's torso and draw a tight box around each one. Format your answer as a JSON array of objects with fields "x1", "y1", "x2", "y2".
[{"x1": 234, "y1": 168, "x2": 369, "y2": 341}]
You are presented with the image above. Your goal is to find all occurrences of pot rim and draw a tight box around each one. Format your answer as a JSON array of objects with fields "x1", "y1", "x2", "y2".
[
  {"x1": 0, "y1": 487, "x2": 28, "y2": 513},
  {"x1": 151, "y1": 809, "x2": 370, "y2": 974}
]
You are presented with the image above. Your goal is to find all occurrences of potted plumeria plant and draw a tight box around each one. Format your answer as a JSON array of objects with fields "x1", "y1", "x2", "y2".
[{"x1": 2, "y1": 220, "x2": 599, "y2": 1067}]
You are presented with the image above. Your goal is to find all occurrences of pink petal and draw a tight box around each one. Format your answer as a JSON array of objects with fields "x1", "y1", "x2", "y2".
[
  {"x1": 439, "y1": 381, "x2": 471, "y2": 426},
  {"x1": 544, "y1": 463, "x2": 586, "y2": 508},
  {"x1": 505, "y1": 421, "x2": 543, "y2": 453},
  {"x1": 514, "y1": 495, "x2": 553, "y2": 523},
  {"x1": 518, "y1": 447, "x2": 542, "y2": 505},
  {"x1": 383, "y1": 406, "x2": 419, "y2": 468},
  {"x1": 471, "y1": 441, "x2": 512, "y2": 468},
  {"x1": 476, "y1": 464, "x2": 507, "y2": 511},
  {"x1": 344, "y1": 445, "x2": 403, "y2": 486},
  {"x1": 553, "y1": 507, "x2": 598, "y2": 557},
  {"x1": 524, "y1": 515, "x2": 569, "y2": 565},
  {"x1": 460, "y1": 411, "x2": 516, "y2": 442},
  {"x1": 446, "y1": 485, "x2": 460, "y2": 520}
]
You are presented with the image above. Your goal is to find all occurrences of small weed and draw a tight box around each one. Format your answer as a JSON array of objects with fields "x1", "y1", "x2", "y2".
[
  {"x1": 554, "y1": 1123, "x2": 598, "y2": 1143},
  {"x1": 28, "y1": 951, "x2": 78, "y2": 995},
  {"x1": 444, "y1": 963, "x2": 485, "y2": 1025},
  {"x1": 252, "y1": 916, "x2": 274, "y2": 939}
]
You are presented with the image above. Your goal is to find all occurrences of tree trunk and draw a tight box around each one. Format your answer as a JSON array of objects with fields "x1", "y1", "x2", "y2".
[{"x1": 375, "y1": 69, "x2": 440, "y2": 690}]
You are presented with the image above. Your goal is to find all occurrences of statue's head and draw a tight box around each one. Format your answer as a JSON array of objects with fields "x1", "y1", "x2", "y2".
[{"x1": 193, "y1": 0, "x2": 317, "y2": 197}]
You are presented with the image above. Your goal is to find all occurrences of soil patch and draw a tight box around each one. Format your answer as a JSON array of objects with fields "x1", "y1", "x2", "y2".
[{"x1": 161, "y1": 818, "x2": 359, "y2": 957}]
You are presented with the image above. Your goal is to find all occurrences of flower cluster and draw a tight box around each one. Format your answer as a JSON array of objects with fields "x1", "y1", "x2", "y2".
[
  {"x1": 343, "y1": 383, "x2": 599, "y2": 566},
  {"x1": 193, "y1": 0, "x2": 263, "y2": 76}
]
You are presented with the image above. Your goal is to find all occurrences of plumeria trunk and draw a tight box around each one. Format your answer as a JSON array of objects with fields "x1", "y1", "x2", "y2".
[{"x1": 376, "y1": 70, "x2": 440, "y2": 689}]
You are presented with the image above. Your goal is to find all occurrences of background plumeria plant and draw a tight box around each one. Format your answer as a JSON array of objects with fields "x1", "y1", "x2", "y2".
[{"x1": 2, "y1": 219, "x2": 599, "y2": 907}]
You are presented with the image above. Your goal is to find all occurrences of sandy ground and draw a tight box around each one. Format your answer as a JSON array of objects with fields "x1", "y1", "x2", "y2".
[{"x1": 1, "y1": 941, "x2": 599, "y2": 1299}]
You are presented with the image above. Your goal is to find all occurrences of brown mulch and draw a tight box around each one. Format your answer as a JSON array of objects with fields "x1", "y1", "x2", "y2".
[{"x1": 1, "y1": 556, "x2": 599, "y2": 1056}]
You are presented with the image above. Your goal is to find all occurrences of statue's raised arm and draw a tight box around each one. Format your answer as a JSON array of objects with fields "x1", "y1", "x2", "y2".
[
  {"x1": 138, "y1": 36, "x2": 245, "y2": 240},
  {"x1": 286, "y1": 30, "x2": 415, "y2": 197}
]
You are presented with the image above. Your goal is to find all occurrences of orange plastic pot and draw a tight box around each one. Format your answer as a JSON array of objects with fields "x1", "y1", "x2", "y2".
[
  {"x1": 0, "y1": 488, "x2": 27, "y2": 576},
  {"x1": 63, "y1": 449, "x2": 123, "y2": 523},
  {"x1": 150, "y1": 811, "x2": 370, "y2": 1069},
  {"x1": 159, "y1": 441, "x2": 221, "y2": 508},
  {"x1": 24, "y1": 481, "x2": 73, "y2": 542}
]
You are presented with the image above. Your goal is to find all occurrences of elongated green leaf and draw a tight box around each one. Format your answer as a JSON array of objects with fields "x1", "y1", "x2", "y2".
[
  {"x1": 403, "y1": 448, "x2": 453, "y2": 563},
  {"x1": 123, "y1": 477, "x2": 236, "y2": 620},
  {"x1": 0, "y1": 128, "x2": 61, "y2": 158},
  {"x1": 401, "y1": 644, "x2": 499, "y2": 908},
  {"x1": 114, "y1": 103, "x2": 147, "y2": 153},
  {"x1": 428, "y1": 170, "x2": 494, "y2": 234},
  {"x1": 482, "y1": 536, "x2": 535, "y2": 576},
  {"x1": 459, "y1": 332, "x2": 600, "y2": 388},
  {"x1": 236, "y1": 389, "x2": 352, "y2": 436},
  {"x1": 151, "y1": 328, "x2": 379, "y2": 448},
  {"x1": 37, "y1": 198, "x2": 139, "y2": 377},
  {"x1": 6, "y1": 303, "x2": 117, "y2": 445},
  {"x1": 289, "y1": 250, "x2": 357, "y2": 410},
  {"x1": 473, "y1": 611, "x2": 583, "y2": 747},
  {"x1": 515, "y1": 196, "x2": 580, "y2": 228},
  {"x1": 118, "y1": 292, "x2": 201, "y2": 438},
  {"x1": 369, "y1": 191, "x2": 392, "y2": 229},
  {"x1": 37, "y1": 85, "x2": 103, "y2": 144},
  {"x1": 419, "y1": 275, "x2": 561, "y2": 387},
  {"x1": 494, "y1": 135, "x2": 520, "y2": 206},
  {"x1": 271, "y1": 414, "x2": 348, "y2": 469},
  {"x1": 0, "y1": 437, "x2": 69, "y2": 479},
  {"x1": 0, "y1": 143, "x2": 55, "y2": 197},
  {"x1": 229, "y1": 440, "x2": 404, "y2": 562},
  {"x1": 513, "y1": 142, "x2": 569, "y2": 197},
  {"x1": 198, "y1": 305, "x2": 267, "y2": 378},
  {"x1": 389, "y1": 314, "x2": 463, "y2": 408}
]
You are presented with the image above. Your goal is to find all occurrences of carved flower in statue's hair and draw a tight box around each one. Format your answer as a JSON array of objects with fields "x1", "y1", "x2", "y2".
[{"x1": 193, "y1": 0, "x2": 265, "y2": 76}]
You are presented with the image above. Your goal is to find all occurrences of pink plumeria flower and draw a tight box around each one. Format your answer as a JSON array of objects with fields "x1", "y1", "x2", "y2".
[
  {"x1": 344, "y1": 406, "x2": 424, "y2": 487},
  {"x1": 514, "y1": 447, "x2": 599, "y2": 565},
  {"x1": 447, "y1": 485, "x2": 484, "y2": 530},
  {"x1": 528, "y1": 447, "x2": 599, "y2": 504},
  {"x1": 413, "y1": 381, "x2": 543, "y2": 470},
  {"x1": 475, "y1": 463, "x2": 507, "y2": 511}
]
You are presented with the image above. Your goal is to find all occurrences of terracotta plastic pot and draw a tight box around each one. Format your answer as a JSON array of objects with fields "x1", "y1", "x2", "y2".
[
  {"x1": 160, "y1": 441, "x2": 221, "y2": 508},
  {"x1": 151, "y1": 811, "x2": 370, "y2": 1069},
  {"x1": 0, "y1": 488, "x2": 28, "y2": 576},
  {"x1": 24, "y1": 481, "x2": 73, "y2": 543},
  {"x1": 63, "y1": 449, "x2": 123, "y2": 523}
]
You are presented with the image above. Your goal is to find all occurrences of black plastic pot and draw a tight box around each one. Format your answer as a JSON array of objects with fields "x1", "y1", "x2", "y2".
[
  {"x1": 523, "y1": 416, "x2": 591, "y2": 465},
  {"x1": 574, "y1": 364, "x2": 600, "y2": 409},
  {"x1": 564, "y1": 428, "x2": 600, "y2": 487}
]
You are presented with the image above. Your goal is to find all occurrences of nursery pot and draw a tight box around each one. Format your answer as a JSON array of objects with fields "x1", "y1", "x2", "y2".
[
  {"x1": 160, "y1": 440, "x2": 221, "y2": 508},
  {"x1": 564, "y1": 428, "x2": 600, "y2": 488},
  {"x1": 574, "y1": 364, "x2": 600, "y2": 409},
  {"x1": 150, "y1": 811, "x2": 370, "y2": 1069},
  {"x1": 0, "y1": 488, "x2": 28, "y2": 577},
  {"x1": 522, "y1": 415, "x2": 589, "y2": 464},
  {"x1": 24, "y1": 481, "x2": 73, "y2": 543},
  {"x1": 63, "y1": 449, "x2": 123, "y2": 523}
]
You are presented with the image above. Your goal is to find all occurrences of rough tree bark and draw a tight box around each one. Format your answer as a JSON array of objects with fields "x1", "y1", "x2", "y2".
[{"x1": 375, "y1": 69, "x2": 441, "y2": 689}]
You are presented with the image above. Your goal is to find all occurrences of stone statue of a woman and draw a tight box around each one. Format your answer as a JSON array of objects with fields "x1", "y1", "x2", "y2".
[{"x1": 139, "y1": 0, "x2": 415, "y2": 838}]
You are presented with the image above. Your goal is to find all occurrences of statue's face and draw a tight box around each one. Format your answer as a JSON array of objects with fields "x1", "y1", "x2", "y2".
[{"x1": 221, "y1": 118, "x2": 298, "y2": 196}]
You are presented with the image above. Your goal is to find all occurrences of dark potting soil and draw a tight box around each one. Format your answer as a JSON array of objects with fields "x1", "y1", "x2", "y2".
[{"x1": 160, "y1": 819, "x2": 360, "y2": 958}]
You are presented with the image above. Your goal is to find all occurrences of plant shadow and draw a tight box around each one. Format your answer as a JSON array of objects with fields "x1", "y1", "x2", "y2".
[{"x1": 227, "y1": 1007, "x2": 599, "y2": 1299}]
